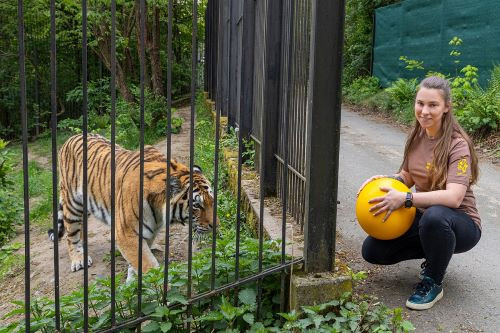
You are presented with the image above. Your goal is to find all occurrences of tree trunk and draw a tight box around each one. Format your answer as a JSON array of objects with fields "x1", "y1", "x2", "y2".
[
  {"x1": 149, "y1": 6, "x2": 163, "y2": 96},
  {"x1": 135, "y1": 0, "x2": 151, "y2": 91},
  {"x1": 92, "y1": 25, "x2": 135, "y2": 103}
]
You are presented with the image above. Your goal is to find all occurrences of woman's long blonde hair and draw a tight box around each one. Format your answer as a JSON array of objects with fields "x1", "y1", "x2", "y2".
[{"x1": 399, "y1": 76, "x2": 479, "y2": 190}]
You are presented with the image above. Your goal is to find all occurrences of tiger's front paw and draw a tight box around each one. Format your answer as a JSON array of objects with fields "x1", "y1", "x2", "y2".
[{"x1": 70, "y1": 255, "x2": 93, "y2": 272}]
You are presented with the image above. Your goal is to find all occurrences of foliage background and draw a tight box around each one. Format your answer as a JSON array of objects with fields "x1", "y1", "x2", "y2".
[{"x1": 0, "y1": 0, "x2": 207, "y2": 140}]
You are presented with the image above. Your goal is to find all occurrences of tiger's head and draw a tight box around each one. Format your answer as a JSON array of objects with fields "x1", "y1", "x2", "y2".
[{"x1": 171, "y1": 164, "x2": 219, "y2": 241}]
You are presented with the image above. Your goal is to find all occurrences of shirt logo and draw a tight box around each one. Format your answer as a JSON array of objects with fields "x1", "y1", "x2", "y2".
[
  {"x1": 457, "y1": 158, "x2": 468, "y2": 176},
  {"x1": 425, "y1": 162, "x2": 433, "y2": 171}
]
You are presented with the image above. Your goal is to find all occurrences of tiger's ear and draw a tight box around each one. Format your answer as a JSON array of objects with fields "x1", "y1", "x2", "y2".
[{"x1": 193, "y1": 165, "x2": 203, "y2": 173}]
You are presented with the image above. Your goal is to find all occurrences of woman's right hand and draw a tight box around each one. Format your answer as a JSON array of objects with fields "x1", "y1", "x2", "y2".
[{"x1": 356, "y1": 175, "x2": 387, "y2": 197}]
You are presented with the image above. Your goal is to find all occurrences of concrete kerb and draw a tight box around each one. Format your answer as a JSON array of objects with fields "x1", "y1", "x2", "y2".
[
  {"x1": 203, "y1": 94, "x2": 352, "y2": 311},
  {"x1": 290, "y1": 259, "x2": 353, "y2": 311}
]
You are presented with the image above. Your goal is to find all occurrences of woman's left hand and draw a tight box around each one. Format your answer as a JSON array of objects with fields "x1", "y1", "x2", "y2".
[{"x1": 368, "y1": 187, "x2": 406, "y2": 222}]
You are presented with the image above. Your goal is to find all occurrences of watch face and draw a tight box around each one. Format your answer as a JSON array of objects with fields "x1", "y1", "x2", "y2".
[{"x1": 405, "y1": 192, "x2": 412, "y2": 208}]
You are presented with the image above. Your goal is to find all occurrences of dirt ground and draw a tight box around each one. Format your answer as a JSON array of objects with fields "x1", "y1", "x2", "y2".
[{"x1": 0, "y1": 107, "x2": 194, "y2": 323}]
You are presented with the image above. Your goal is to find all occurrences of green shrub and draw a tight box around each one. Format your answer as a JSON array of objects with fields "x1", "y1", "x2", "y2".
[
  {"x1": 0, "y1": 140, "x2": 21, "y2": 246},
  {"x1": 364, "y1": 89, "x2": 397, "y2": 112},
  {"x1": 455, "y1": 66, "x2": 500, "y2": 133},
  {"x1": 344, "y1": 76, "x2": 381, "y2": 104},
  {"x1": 343, "y1": 0, "x2": 400, "y2": 85},
  {"x1": 62, "y1": 82, "x2": 183, "y2": 150},
  {"x1": 385, "y1": 78, "x2": 418, "y2": 123}
]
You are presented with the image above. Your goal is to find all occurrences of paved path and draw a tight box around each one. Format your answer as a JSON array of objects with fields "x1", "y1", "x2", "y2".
[{"x1": 336, "y1": 108, "x2": 500, "y2": 333}]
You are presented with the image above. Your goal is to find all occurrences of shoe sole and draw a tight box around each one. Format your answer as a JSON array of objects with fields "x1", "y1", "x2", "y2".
[{"x1": 405, "y1": 289, "x2": 443, "y2": 310}]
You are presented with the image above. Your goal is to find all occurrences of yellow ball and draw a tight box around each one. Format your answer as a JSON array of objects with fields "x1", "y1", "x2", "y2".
[{"x1": 355, "y1": 177, "x2": 416, "y2": 240}]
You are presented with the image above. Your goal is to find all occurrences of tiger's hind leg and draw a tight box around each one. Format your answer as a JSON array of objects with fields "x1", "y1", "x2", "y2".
[{"x1": 61, "y1": 190, "x2": 93, "y2": 272}]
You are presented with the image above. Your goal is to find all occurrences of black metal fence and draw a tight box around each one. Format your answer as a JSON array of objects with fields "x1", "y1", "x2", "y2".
[
  {"x1": 205, "y1": 0, "x2": 314, "y2": 227},
  {"x1": 15, "y1": 0, "x2": 345, "y2": 331}
]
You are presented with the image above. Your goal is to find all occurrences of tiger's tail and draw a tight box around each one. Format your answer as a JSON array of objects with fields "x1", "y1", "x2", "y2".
[{"x1": 48, "y1": 201, "x2": 65, "y2": 241}]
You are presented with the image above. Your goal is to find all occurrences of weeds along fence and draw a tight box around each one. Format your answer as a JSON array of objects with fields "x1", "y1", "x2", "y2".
[{"x1": 15, "y1": 0, "x2": 345, "y2": 331}]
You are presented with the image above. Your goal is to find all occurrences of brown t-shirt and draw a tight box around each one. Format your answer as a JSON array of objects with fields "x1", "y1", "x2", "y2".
[{"x1": 402, "y1": 130, "x2": 481, "y2": 227}]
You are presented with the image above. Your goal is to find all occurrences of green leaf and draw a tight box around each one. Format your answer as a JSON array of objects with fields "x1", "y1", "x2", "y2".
[
  {"x1": 278, "y1": 310, "x2": 298, "y2": 322},
  {"x1": 401, "y1": 320, "x2": 416, "y2": 331},
  {"x1": 143, "y1": 321, "x2": 160, "y2": 332},
  {"x1": 160, "y1": 322, "x2": 172, "y2": 332},
  {"x1": 167, "y1": 294, "x2": 188, "y2": 305},
  {"x1": 238, "y1": 288, "x2": 257, "y2": 306},
  {"x1": 243, "y1": 313, "x2": 254, "y2": 325}
]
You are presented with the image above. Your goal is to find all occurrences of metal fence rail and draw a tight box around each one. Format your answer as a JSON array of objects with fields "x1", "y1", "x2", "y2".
[{"x1": 16, "y1": 0, "x2": 344, "y2": 331}]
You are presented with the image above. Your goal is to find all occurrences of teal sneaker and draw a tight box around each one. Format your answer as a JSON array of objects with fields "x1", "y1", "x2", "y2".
[{"x1": 406, "y1": 276, "x2": 443, "y2": 310}]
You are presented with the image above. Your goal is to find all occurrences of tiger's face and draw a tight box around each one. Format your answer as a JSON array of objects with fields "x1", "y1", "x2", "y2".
[{"x1": 172, "y1": 165, "x2": 219, "y2": 240}]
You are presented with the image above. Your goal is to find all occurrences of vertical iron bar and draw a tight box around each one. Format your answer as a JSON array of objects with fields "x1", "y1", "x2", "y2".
[
  {"x1": 297, "y1": 0, "x2": 305, "y2": 228},
  {"x1": 280, "y1": 0, "x2": 294, "y2": 313},
  {"x1": 138, "y1": 0, "x2": 146, "y2": 320},
  {"x1": 303, "y1": 0, "x2": 345, "y2": 273},
  {"x1": 211, "y1": 38, "x2": 220, "y2": 300},
  {"x1": 226, "y1": 0, "x2": 231, "y2": 122},
  {"x1": 50, "y1": 0, "x2": 60, "y2": 328},
  {"x1": 210, "y1": 1, "x2": 221, "y2": 304},
  {"x1": 235, "y1": 0, "x2": 246, "y2": 304},
  {"x1": 82, "y1": 0, "x2": 89, "y2": 330},
  {"x1": 234, "y1": 0, "x2": 252, "y2": 303},
  {"x1": 256, "y1": 0, "x2": 266, "y2": 317},
  {"x1": 188, "y1": 0, "x2": 198, "y2": 329},
  {"x1": 289, "y1": 0, "x2": 298, "y2": 226},
  {"x1": 17, "y1": 0, "x2": 30, "y2": 330},
  {"x1": 163, "y1": 0, "x2": 173, "y2": 305},
  {"x1": 110, "y1": 0, "x2": 117, "y2": 326}
]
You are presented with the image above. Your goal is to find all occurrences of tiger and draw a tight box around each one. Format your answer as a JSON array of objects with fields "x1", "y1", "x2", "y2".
[{"x1": 48, "y1": 134, "x2": 218, "y2": 282}]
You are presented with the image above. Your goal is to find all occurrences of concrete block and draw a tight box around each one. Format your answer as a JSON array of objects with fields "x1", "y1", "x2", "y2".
[{"x1": 290, "y1": 260, "x2": 352, "y2": 311}]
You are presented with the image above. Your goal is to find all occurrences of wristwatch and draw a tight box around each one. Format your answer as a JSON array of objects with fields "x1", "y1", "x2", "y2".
[{"x1": 404, "y1": 192, "x2": 413, "y2": 208}]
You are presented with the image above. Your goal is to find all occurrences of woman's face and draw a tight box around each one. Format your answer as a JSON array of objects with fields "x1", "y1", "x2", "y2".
[{"x1": 414, "y1": 87, "x2": 450, "y2": 137}]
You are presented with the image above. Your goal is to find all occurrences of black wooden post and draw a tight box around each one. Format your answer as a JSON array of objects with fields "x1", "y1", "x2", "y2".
[
  {"x1": 261, "y1": 0, "x2": 283, "y2": 196},
  {"x1": 303, "y1": 0, "x2": 345, "y2": 273},
  {"x1": 216, "y1": 0, "x2": 223, "y2": 113},
  {"x1": 238, "y1": 0, "x2": 255, "y2": 139},
  {"x1": 212, "y1": 0, "x2": 219, "y2": 101}
]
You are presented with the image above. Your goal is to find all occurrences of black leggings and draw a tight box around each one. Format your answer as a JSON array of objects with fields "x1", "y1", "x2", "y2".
[{"x1": 362, "y1": 205, "x2": 481, "y2": 284}]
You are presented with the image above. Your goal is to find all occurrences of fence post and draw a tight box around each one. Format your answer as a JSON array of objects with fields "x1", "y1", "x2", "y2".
[
  {"x1": 261, "y1": 0, "x2": 283, "y2": 196},
  {"x1": 238, "y1": 0, "x2": 255, "y2": 139},
  {"x1": 303, "y1": 0, "x2": 345, "y2": 273}
]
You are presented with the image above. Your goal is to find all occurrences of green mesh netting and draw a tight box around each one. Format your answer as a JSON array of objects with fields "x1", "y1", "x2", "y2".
[{"x1": 373, "y1": 0, "x2": 500, "y2": 87}]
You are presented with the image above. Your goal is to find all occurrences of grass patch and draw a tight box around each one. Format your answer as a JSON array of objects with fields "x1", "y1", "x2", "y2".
[
  {"x1": 0, "y1": 243, "x2": 24, "y2": 281},
  {"x1": 9, "y1": 160, "x2": 54, "y2": 228}
]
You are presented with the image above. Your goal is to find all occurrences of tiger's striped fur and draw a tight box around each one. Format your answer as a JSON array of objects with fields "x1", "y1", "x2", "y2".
[{"x1": 48, "y1": 134, "x2": 218, "y2": 280}]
